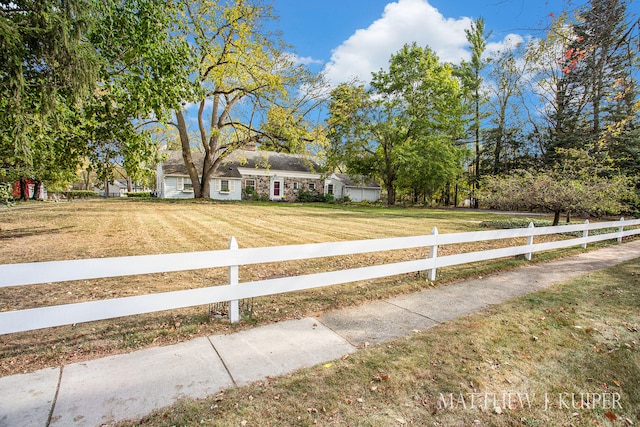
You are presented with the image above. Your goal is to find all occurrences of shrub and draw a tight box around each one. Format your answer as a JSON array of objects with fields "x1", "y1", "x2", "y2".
[
  {"x1": 479, "y1": 218, "x2": 554, "y2": 229},
  {"x1": 479, "y1": 217, "x2": 619, "y2": 237},
  {"x1": 0, "y1": 183, "x2": 14, "y2": 207},
  {"x1": 242, "y1": 187, "x2": 259, "y2": 201},
  {"x1": 296, "y1": 190, "x2": 325, "y2": 203},
  {"x1": 64, "y1": 190, "x2": 98, "y2": 199},
  {"x1": 125, "y1": 192, "x2": 150, "y2": 198}
]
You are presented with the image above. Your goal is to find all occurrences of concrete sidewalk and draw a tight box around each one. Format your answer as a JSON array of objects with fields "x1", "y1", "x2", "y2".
[{"x1": 2, "y1": 240, "x2": 640, "y2": 427}]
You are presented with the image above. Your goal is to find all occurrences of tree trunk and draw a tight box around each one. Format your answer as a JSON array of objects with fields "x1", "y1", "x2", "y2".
[
  {"x1": 444, "y1": 182, "x2": 451, "y2": 206},
  {"x1": 493, "y1": 133, "x2": 503, "y2": 175},
  {"x1": 386, "y1": 182, "x2": 395, "y2": 206},
  {"x1": 31, "y1": 181, "x2": 42, "y2": 200},
  {"x1": 553, "y1": 210, "x2": 561, "y2": 226},
  {"x1": 474, "y1": 85, "x2": 481, "y2": 209},
  {"x1": 454, "y1": 183, "x2": 459, "y2": 207},
  {"x1": 19, "y1": 178, "x2": 28, "y2": 201},
  {"x1": 200, "y1": 173, "x2": 211, "y2": 198},
  {"x1": 82, "y1": 171, "x2": 90, "y2": 190},
  {"x1": 176, "y1": 110, "x2": 203, "y2": 198}
]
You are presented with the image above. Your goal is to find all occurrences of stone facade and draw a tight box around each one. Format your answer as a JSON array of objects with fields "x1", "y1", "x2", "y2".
[
  {"x1": 242, "y1": 175, "x2": 271, "y2": 199},
  {"x1": 286, "y1": 177, "x2": 324, "y2": 202},
  {"x1": 241, "y1": 175, "x2": 323, "y2": 201}
]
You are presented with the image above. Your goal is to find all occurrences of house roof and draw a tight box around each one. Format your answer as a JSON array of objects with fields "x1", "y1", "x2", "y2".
[
  {"x1": 161, "y1": 150, "x2": 320, "y2": 178},
  {"x1": 332, "y1": 173, "x2": 380, "y2": 189}
]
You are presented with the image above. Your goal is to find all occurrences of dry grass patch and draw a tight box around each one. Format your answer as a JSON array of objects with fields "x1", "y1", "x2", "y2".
[
  {"x1": 0, "y1": 199, "x2": 624, "y2": 376},
  {"x1": 122, "y1": 259, "x2": 640, "y2": 427}
]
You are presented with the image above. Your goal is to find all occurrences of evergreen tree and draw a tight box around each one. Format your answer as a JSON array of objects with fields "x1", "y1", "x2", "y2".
[
  {"x1": 459, "y1": 18, "x2": 491, "y2": 208},
  {"x1": 560, "y1": 0, "x2": 639, "y2": 170},
  {"x1": 0, "y1": 0, "x2": 98, "y2": 188}
]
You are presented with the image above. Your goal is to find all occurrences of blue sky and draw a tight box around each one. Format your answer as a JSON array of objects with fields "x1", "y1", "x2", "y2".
[{"x1": 270, "y1": 0, "x2": 639, "y2": 85}]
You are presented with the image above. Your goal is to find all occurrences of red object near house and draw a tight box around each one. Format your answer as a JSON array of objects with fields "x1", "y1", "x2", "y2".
[{"x1": 12, "y1": 179, "x2": 46, "y2": 200}]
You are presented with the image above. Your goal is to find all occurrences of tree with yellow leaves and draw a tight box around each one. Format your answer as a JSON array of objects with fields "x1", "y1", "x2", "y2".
[{"x1": 170, "y1": 0, "x2": 328, "y2": 198}]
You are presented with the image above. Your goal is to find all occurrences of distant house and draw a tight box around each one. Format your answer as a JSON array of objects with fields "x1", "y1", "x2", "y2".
[
  {"x1": 94, "y1": 180, "x2": 128, "y2": 197},
  {"x1": 156, "y1": 150, "x2": 325, "y2": 201},
  {"x1": 324, "y1": 173, "x2": 381, "y2": 202}
]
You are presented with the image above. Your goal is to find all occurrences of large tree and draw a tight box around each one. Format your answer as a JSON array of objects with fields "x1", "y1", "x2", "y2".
[
  {"x1": 326, "y1": 82, "x2": 400, "y2": 203},
  {"x1": 1, "y1": 0, "x2": 184, "y2": 196},
  {"x1": 483, "y1": 42, "x2": 535, "y2": 175},
  {"x1": 327, "y1": 43, "x2": 465, "y2": 205},
  {"x1": 572, "y1": 0, "x2": 640, "y2": 177},
  {"x1": 84, "y1": 0, "x2": 191, "y2": 192},
  {"x1": 528, "y1": 1, "x2": 639, "y2": 169},
  {"x1": 459, "y1": 18, "x2": 491, "y2": 208},
  {"x1": 0, "y1": 0, "x2": 98, "y2": 192},
  {"x1": 164, "y1": 0, "x2": 326, "y2": 199}
]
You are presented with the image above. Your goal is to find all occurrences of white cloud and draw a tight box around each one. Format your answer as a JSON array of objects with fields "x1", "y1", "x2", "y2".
[
  {"x1": 486, "y1": 34, "x2": 526, "y2": 58},
  {"x1": 323, "y1": 0, "x2": 523, "y2": 86},
  {"x1": 291, "y1": 55, "x2": 325, "y2": 66}
]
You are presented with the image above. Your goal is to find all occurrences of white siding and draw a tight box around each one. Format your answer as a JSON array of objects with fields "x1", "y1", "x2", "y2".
[
  {"x1": 211, "y1": 178, "x2": 242, "y2": 201},
  {"x1": 325, "y1": 179, "x2": 344, "y2": 198},
  {"x1": 163, "y1": 176, "x2": 242, "y2": 200},
  {"x1": 163, "y1": 176, "x2": 195, "y2": 199},
  {"x1": 325, "y1": 175, "x2": 380, "y2": 202},
  {"x1": 344, "y1": 187, "x2": 380, "y2": 202}
]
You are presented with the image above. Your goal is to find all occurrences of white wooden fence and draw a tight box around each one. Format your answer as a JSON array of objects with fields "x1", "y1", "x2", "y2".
[{"x1": 1, "y1": 218, "x2": 638, "y2": 335}]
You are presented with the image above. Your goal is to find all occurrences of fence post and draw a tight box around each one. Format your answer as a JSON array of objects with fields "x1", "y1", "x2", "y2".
[
  {"x1": 582, "y1": 219, "x2": 589, "y2": 249},
  {"x1": 428, "y1": 227, "x2": 438, "y2": 281},
  {"x1": 525, "y1": 222, "x2": 534, "y2": 261},
  {"x1": 618, "y1": 217, "x2": 624, "y2": 244},
  {"x1": 228, "y1": 236, "x2": 240, "y2": 323}
]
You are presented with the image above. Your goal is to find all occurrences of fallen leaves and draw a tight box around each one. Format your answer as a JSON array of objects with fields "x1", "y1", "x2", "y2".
[{"x1": 372, "y1": 373, "x2": 390, "y2": 382}]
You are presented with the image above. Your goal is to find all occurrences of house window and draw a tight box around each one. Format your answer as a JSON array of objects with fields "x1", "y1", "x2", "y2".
[
  {"x1": 177, "y1": 177, "x2": 193, "y2": 192},
  {"x1": 245, "y1": 179, "x2": 256, "y2": 190},
  {"x1": 327, "y1": 184, "x2": 334, "y2": 195},
  {"x1": 308, "y1": 183, "x2": 316, "y2": 191},
  {"x1": 220, "y1": 180, "x2": 230, "y2": 192},
  {"x1": 293, "y1": 182, "x2": 299, "y2": 190}
]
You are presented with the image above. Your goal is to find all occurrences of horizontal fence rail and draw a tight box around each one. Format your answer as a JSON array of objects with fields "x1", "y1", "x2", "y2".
[{"x1": 1, "y1": 218, "x2": 639, "y2": 334}]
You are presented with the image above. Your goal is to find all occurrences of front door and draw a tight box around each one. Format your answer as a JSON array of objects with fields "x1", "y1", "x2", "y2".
[{"x1": 271, "y1": 179, "x2": 283, "y2": 200}]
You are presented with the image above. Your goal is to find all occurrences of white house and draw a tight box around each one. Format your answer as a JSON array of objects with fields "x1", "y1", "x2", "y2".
[
  {"x1": 324, "y1": 173, "x2": 381, "y2": 202},
  {"x1": 94, "y1": 179, "x2": 128, "y2": 197},
  {"x1": 157, "y1": 150, "x2": 381, "y2": 203},
  {"x1": 156, "y1": 150, "x2": 324, "y2": 201}
]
